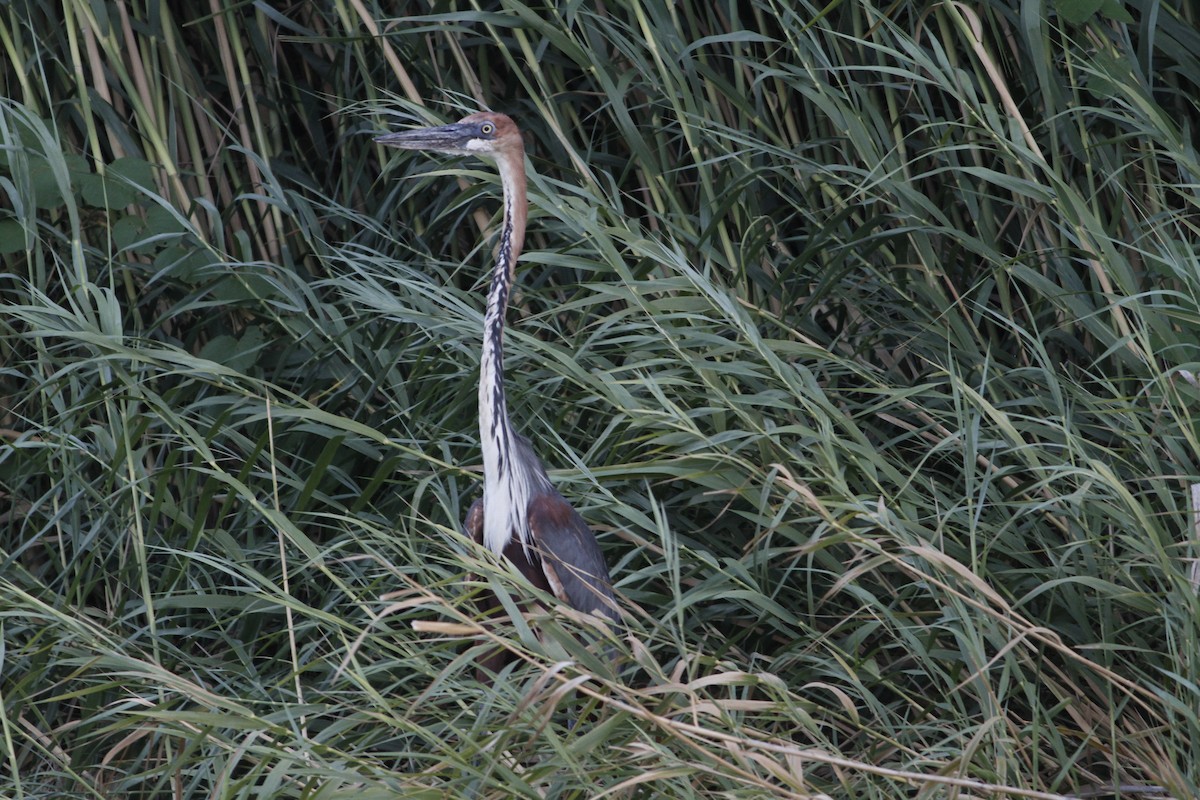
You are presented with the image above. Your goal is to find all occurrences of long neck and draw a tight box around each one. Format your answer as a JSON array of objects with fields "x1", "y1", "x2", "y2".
[{"x1": 479, "y1": 151, "x2": 528, "y2": 554}]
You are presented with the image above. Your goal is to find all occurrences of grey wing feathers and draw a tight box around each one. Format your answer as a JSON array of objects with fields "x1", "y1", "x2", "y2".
[{"x1": 527, "y1": 492, "x2": 619, "y2": 620}]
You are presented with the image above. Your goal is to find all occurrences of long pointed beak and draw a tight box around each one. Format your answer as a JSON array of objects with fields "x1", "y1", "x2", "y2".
[{"x1": 374, "y1": 123, "x2": 471, "y2": 153}]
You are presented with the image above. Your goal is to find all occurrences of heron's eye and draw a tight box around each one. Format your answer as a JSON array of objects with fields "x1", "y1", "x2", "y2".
[{"x1": 480, "y1": 122, "x2": 495, "y2": 136}]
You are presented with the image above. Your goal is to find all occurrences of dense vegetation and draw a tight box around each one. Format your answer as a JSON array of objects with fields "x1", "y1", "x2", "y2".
[{"x1": 2, "y1": 1, "x2": 1199, "y2": 797}]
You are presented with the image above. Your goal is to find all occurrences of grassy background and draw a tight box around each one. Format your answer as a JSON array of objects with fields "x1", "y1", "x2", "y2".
[{"x1": 2, "y1": 0, "x2": 1199, "y2": 797}]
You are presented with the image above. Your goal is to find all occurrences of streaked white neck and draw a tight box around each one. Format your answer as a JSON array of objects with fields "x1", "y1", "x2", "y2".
[{"x1": 479, "y1": 152, "x2": 531, "y2": 555}]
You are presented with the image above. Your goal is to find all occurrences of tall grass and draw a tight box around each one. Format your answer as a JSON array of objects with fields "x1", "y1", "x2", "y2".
[{"x1": 3, "y1": 0, "x2": 1199, "y2": 797}]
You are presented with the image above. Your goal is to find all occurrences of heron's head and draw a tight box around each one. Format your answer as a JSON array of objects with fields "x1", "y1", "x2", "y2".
[{"x1": 374, "y1": 112, "x2": 522, "y2": 160}]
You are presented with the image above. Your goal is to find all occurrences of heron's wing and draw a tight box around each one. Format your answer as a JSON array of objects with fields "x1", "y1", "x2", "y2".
[
  {"x1": 527, "y1": 492, "x2": 619, "y2": 620},
  {"x1": 464, "y1": 498, "x2": 484, "y2": 544}
]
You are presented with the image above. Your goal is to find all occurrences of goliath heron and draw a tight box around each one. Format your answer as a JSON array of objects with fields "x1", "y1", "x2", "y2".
[{"x1": 375, "y1": 112, "x2": 619, "y2": 635}]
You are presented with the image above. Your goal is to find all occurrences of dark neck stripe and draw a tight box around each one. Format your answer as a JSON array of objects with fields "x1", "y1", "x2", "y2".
[{"x1": 483, "y1": 210, "x2": 515, "y2": 478}]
